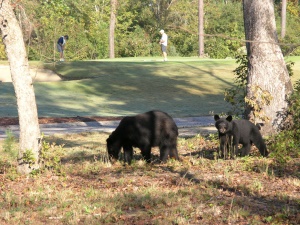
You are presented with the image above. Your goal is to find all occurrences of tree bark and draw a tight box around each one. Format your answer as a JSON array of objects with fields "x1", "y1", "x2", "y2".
[
  {"x1": 109, "y1": 0, "x2": 117, "y2": 58},
  {"x1": 243, "y1": 0, "x2": 293, "y2": 135},
  {"x1": 0, "y1": 0, "x2": 41, "y2": 174},
  {"x1": 198, "y1": 0, "x2": 204, "y2": 57}
]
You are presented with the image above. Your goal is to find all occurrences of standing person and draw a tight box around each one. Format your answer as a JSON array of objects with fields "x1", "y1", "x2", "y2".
[
  {"x1": 57, "y1": 35, "x2": 69, "y2": 61},
  {"x1": 159, "y1": 29, "x2": 168, "y2": 61}
]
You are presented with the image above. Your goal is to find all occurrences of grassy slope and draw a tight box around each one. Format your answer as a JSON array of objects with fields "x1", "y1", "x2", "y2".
[
  {"x1": 1, "y1": 58, "x2": 237, "y2": 117},
  {"x1": 2, "y1": 56, "x2": 300, "y2": 118}
]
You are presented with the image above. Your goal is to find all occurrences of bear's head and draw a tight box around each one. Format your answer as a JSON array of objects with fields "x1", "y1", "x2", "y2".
[
  {"x1": 106, "y1": 132, "x2": 122, "y2": 162},
  {"x1": 214, "y1": 115, "x2": 232, "y2": 134}
]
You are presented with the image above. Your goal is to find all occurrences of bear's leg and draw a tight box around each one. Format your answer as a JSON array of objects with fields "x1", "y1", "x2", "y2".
[
  {"x1": 141, "y1": 146, "x2": 152, "y2": 163},
  {"x1": 219, "y1": 136, "x2": 227, "y2": 159},
  {"x1": 240, "y1": 143, "x2": 251, "y2": 157},
  {"x1": 123, "y1": 145, "x2": 134, "y2": 164},
  {"x1": 227, "y1": 135, "x2": 234, "y2": 159},
  {"x1": 232, "y1": 137, "x2": 240, "y2": 158},
  {"x1": 252, "y1": 135, "x2": 268, "y2": 157},
  {"x1": 161, "y1": 144, "x2": 179, "y2": 162},
  {"x1": 257, "y1": 142, "x2": 268, "y2": 157},
  {"x1": 169, "y1": 146, "x2": 179, "y2": 160},
  {"x1": 159, "y1": 145, "x2": 169, "y2": 162}
]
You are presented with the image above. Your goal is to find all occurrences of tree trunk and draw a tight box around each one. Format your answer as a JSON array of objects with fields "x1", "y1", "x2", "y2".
[
  {"x1": 281, "y1": 0, "x2": 287, "y2": 39},
  {"x1": 198, "y1": 0, "x2": 204, "y2": 57},
  {"x1": 0, "y1": 0, "x2": 41, "y2": 174},
  {"x1": 109, "y1": 0, "x2": 117, "y2": 58},
  {"x1": 243, "y1": 0, "x2": 293, "y2": 135}
]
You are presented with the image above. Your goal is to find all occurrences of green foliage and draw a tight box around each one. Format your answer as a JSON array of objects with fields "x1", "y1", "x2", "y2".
[
  {"x1": 22, "y1": 149, "x2": 36, "y2": 166},
  {"x1": 14, "y1": 1, "x2": 300, "y2": 59},
  {"x1": 39, "y1": 136, "x2": 65, "y2": 174},
  {"x1": 3, "y1": 130, "x2": 17, "y2": 159},
  {"x1": 268, "y1": 84, "x2": 300, "y2": 165},
  {"x1": 117, "y1": 26, "x2": 152, "y2": 57},
  {"x1": 224, "y1": 54, "x2": 248, "y2": 116},
  {"x1": 204, "y1": 2, "x2": 244, "y2": 58},
  {"x1": 276, "y1": 1, "x2": 300, "y2": 56},
  {"x1": 245, "y1": 86, "x2": 273, "y2": 122}
]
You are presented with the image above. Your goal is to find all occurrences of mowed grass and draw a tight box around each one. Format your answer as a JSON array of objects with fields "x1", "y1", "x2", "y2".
[
  {"x1": 2, "y1": 56, "x2": 300, "y2": 118},
  {"x1": 0, "y1": 132, "x2": 299, "y2": 224},
  {"x1": 1, "y1": 58, "x2": 237, "y2": 117}
]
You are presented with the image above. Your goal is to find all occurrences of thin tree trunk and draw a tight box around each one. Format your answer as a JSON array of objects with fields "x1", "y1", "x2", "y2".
[
  {"x1": 0, "y1": 0, "x2": 41, "y2": 174},
  {"x1": 281, "y1": 0, "x2": 287, "y2": 39},
  {"x1": 109, "y1": 0, "x2": 117, "y2": 58},
  {"x1": 243, "y1": 0, "x2": 293, "y2": 135},
  {"x1": 198, "y1": 0, "x2": 204, "y2": 57}
]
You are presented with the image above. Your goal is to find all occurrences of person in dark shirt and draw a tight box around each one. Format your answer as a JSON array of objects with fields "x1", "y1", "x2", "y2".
[{"x1": 57, "y1": 35, "x2": 69, "y2": 61}]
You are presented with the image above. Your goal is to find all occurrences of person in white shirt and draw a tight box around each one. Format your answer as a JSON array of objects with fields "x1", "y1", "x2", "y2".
[{"x1": 159, "y1": 30, "x2": 168, "y2": 61}]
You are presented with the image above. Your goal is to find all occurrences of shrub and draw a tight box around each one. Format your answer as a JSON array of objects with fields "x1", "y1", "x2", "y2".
[
  {"x1": 224, "y1": 53, "x2": 248, "y2": 116},
  {"x1": 268, "y1": 82, "x2": 300, "y2": 164}
]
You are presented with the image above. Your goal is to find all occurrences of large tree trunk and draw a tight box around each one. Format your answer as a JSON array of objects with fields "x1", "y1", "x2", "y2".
[
  {"x1": 198, "y1": 0, "x2": 204, "y2": 57},
  {"x1": 0, "y1": 0, "x2": 41, "y2": 174},
  {"x1": 109, "y1": 0, "x2": 117, "y2": 58},
  {"x1": 243, "y1": 0, "x2": 293, "y2": 135}
]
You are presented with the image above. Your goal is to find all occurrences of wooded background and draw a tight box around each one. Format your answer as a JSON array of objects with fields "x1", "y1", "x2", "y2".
[{"x1": 1, "y1": 0, "x2": 300, "y2": 61}]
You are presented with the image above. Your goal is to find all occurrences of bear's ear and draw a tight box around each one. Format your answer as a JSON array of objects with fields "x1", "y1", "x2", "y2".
[
  {"x1": 214, "y1": 115, "x2": 220, "y2": 121},
  {"x1": 106, "y1": 136, "x2": 111, "y2": 143},
  {"x1": 226, "y1": 115, "x2": 233, "y2": 122}
]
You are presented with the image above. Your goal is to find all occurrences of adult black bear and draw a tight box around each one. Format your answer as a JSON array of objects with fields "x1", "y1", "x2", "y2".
[
  {"x1": 106, "y1": 110, "x2": 179, "y2": 164},
  {"x1": 214, "y1": 115, "x2": 268, "y2": 158}
]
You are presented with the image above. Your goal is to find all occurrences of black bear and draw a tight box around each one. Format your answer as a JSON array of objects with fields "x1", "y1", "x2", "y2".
[
  {"x1": 214, "y1": 115, "x2": 268, "y2": 158},
  {"x1": 106, "y1": 110, "x2": 179, "y2": 164}
]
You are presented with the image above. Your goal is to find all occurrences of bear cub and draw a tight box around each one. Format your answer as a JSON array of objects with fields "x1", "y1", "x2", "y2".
[
  {"x1": 214, "y1": 115, "x2": 268, "y2": 158},
  {"x1": 106, "y1": 110, "x2": 179, "y2": 164}
]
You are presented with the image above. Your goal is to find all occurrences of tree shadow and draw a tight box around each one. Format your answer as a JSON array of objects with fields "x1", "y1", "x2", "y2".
[{"x1": 0, "y1": 60, "x2": 234, "y2": 117}]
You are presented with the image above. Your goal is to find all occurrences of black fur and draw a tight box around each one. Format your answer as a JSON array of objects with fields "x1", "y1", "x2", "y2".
[
  {"x1": 214, "y1": 115, "x2": 268, "y2": 158},
  {"x1": 106, "y1": 110, "x2": 179, "y2": 164}
]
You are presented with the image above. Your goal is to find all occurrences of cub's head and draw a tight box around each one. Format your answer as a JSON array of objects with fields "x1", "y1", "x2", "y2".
[
  {"x1": 214, "y1": 115, "x2": 233, "y2": 134},
  {"x1": 106, "y1": 132, "x2": 122, "y2": 162}
]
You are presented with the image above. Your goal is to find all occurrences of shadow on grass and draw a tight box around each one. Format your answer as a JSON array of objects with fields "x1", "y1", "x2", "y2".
[
  {"x1": 0, "y1": 60, "x2": 234, "y2": 117},
  {"x1": 162, "y1": 166, "x2": 299, "y2": 223}
]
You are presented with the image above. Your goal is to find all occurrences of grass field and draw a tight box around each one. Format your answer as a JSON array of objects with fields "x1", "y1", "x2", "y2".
[{"x1": 1, "y1": 56, "x2": 300, "y2": 118}]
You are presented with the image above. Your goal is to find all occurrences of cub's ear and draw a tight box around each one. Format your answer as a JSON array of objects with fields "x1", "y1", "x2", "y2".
[
  {"x1": 214, "y1": 115, "x2": 220, "y2": 121},
  {"x1": 226, "y1": 115, "x2": 233, "y2": 122},
  {"x1": 106, "y1": 136, "x2": 111, "y2": 143}
]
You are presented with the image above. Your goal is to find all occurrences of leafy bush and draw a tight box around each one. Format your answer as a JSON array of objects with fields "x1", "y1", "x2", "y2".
[
  {"x1": 117, "y1": 26, "x2": 152, "y2": 57},
  {"x1": 224, "y1": 53, "x2": 248, "y2": 116},
  {"x1": 39, "y1": 136, "x2": 65, "y2": 175},
  {"x1": 204, "y1": 2, "x2": 244, "y2": 58},
  {"x1": 268, "y1": 83, "x2": 300, "y2": 164}
]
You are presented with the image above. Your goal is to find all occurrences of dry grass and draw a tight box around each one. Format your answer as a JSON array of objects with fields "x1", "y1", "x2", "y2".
[{"x1": 0, "y1": 131, "x2": 299, "y2": 225}]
